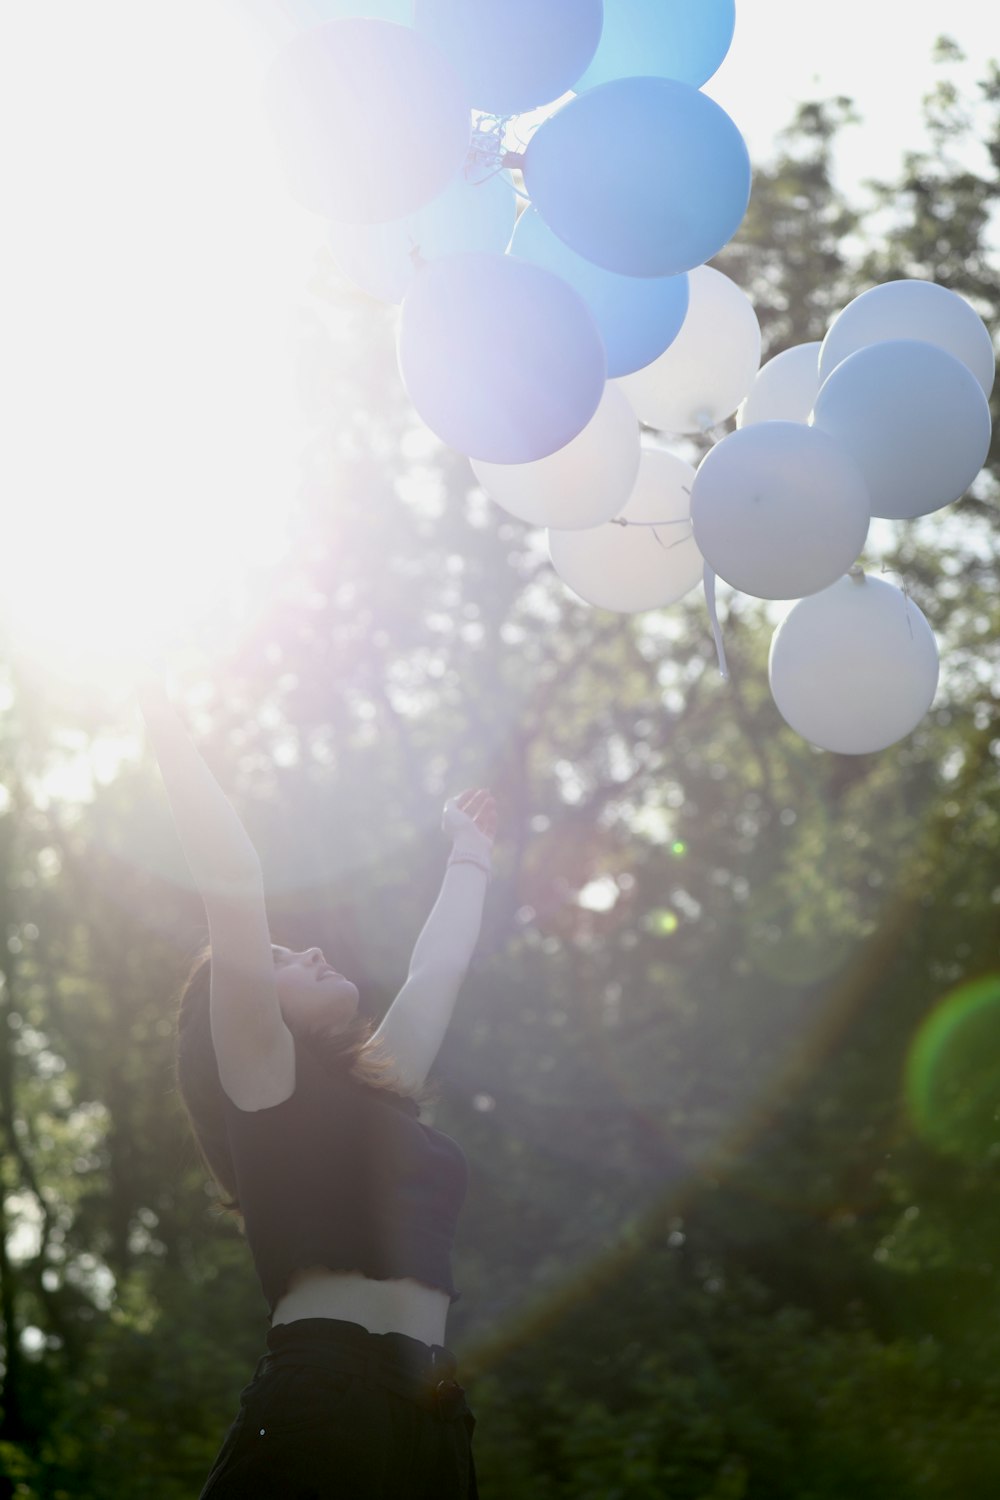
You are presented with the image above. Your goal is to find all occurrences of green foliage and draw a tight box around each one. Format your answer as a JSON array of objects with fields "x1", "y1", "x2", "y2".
[{"x1": 1, "y1": 42, "x2": 999, "y2": 1498}]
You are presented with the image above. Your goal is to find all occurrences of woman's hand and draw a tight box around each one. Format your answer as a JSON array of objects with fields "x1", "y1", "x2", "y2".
[
  {"x1": 132, "y1": 655, "x2": 174, "y2": 723},
  {"x1": 442, "y1": 788, "x2": 497, "y2": 862}
]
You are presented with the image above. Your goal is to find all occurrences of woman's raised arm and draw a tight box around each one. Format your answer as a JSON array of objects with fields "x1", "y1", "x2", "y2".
[
  {"x1": 136, "y1": 671, "x2": 263, "y2": 900},
  {"x1": 138, "y1": 671, "x2": 293, "y2": 1105},
  {"x1": 366, "y1": 790, "x2": 496, "y2": 1092}
]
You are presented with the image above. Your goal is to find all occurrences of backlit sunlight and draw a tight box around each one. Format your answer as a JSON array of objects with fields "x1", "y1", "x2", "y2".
[{"x1": 2, "y1": 1, "x2": 320, "y2": 689}]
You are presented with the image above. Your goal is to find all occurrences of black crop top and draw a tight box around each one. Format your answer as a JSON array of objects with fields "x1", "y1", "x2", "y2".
[{"x1": 222, "y1": 1037, "x2": 468, "y2": 1316}]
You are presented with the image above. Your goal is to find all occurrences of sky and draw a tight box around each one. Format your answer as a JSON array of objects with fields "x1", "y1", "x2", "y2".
[{"x1": 706, "y1": 0, "x2": 998, "y2": 187}]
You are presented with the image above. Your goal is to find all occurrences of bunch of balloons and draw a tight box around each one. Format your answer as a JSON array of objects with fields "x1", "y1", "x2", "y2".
[
  {"x1": 719, "y1": 280, "x2": 995, "y2": 753},
  {"x1": 265, "y1": 2, "x2": 745, "y2": 452},
  {"x1": 550, "y1": 275, "x2": 994, "y2": 755},
  {"x1": 264, "y1": 3, "x2": 996, "y2": 756}
]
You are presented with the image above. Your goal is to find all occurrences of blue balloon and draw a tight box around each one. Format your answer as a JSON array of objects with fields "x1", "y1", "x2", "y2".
[
  {"x1": 398, "y1": 252, "x2": 606, "y2": 463},
  {"x1": 523, "y1": 77, "x2": 751, "y2": 277},
  {"x1": 510, "y1": 208, "x2": 689, "y2": 377},
  {"x1": 264, "y1": 20, "x2": 471, "y2": 223},
  {"x1": 415, "y1": 0, "x2": 603, "y2": 116},
  {"x1": 330, "y1": 168, "x2": 516, "y2": 303},
  {"x1": 576, "y1": 0, "x2": 736, "y2": 90}
]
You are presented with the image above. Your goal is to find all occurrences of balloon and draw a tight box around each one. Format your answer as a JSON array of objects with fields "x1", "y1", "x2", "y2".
[
  {"x1": 522, "y1": 78, "x2": 751, "y2": 277},
  {"x1": 264, "y1": 20, "x2": 471, "y2": 222},
  {"x1": 576, "y1": 0, "x2": 736, "y2": 90},
  {"x1": 329, "y1": 167, "x2": 516, "y2": 303},
  {"x1": 510, "y1": 209, "x2": 689, "y2": 378},
  {"x1": 768, "y1": 572, "x2": 939, "y2": 754},
  {"x1": 548, "y1": 447, "x2": 703, "y2": 612},
  {"x1": 617, "y1": 266, "x2": 760, "y2": 433},
  {"x1": 737, "y1": 342, "x2": 822, "y2": 428},
  {"x1": 811, "y1": 339, "x2": 993, "y2": 520},
  {"x1": 415, "y1": 0, "x2": 603, "y2": 115},
  {"x1": 397, "y1": 251, "x2": 606, "y2": 463},
  {"x1": 471, "y1": 384, "x2": 640, "y2": 529},
  {"x1": 689, "y1": 424, "x2": 870, "y2": 600},
  {"x1": 820, "y1": 280, "x2": 996, "y2": 398}
]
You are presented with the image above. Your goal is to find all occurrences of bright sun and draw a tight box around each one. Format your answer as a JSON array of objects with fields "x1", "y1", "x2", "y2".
[{"x1": 1, "y1": 1, "x2": 321, "y2": 688}]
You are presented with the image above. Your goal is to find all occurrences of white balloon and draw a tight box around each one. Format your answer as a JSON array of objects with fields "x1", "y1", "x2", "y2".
[
  {"x1": 820, "y1": 279, "x2": 996, "y2": 398},
  {"x1": 616, "y1": 266, "x2": 760, "y2": 434},
  {"x1": 548, "y1": 447, "x2": 702, "y2": 612},
  {"x1": 737, "y1": 342, "x2": 822, "y2": 427},
  {"x1": 768, "y1": 572, "x2": 939, "y2": 754},
  {"x1": 471, "y1": 384, "x2": 640, "y2": 530},
  {"x1": 690, "y1": 423, "x2": 870, "y2": 600},
  {"x1": 811, "y1": 339, "x2": 993, "y2": 520}
]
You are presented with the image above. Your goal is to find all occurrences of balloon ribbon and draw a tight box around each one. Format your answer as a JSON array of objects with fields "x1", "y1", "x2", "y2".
[{"x1": 704, "y1": 565, "x2": 729, "y2": 681}]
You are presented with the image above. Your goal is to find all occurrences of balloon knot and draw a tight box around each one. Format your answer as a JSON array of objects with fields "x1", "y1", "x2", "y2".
[
  {"x1": 881, "y1": 564, "x2": 915, "y2": 639},
  {"x1": 465, "y1": 116, "x2": 518, "y2": 182}
]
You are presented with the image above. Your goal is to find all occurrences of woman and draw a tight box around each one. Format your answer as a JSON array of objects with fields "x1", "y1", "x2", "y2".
[{"x1": 138, "y1": 671, "x2": 493, "y2": 1498}]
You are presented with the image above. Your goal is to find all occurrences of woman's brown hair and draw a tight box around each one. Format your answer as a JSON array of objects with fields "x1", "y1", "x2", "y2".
[{"x1": 174, "y1": 940, "x2": 426, "y2": 1220}]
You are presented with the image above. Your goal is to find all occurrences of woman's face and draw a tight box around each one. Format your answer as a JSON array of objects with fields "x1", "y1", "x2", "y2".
[{"x1": 271, "y1": 945, "x2": 359, "y2": 1038}]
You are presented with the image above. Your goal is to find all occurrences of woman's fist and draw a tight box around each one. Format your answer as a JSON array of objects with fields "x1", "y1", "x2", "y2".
[
  {"x1": 133, "y1": 661, "x2": 173, "y2": 723},
  {"x1": 442, "y1": 788, "x2": 497, "y2": 860}
]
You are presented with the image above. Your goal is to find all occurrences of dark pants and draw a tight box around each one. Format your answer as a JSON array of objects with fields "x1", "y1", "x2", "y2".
[{"x1": 198, "y1": 1317, "x2": 478, "y2": 1499}]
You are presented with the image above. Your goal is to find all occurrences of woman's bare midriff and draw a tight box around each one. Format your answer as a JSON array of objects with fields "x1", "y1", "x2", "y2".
[{"x1": 270, "y1": 1266, "x2": 450, "y2": 1346}]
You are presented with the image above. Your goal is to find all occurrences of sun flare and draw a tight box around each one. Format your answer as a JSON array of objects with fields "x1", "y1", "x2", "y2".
[{"x1": 2, "y1": 0, "x2": 321, "y2": 687}]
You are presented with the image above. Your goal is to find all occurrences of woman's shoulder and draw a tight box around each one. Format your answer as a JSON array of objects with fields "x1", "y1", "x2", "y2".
[
  {"x1": 358, "y1": 1081, "x2": 422, "y2": 1117},
  {"x1": 223, "y1": 1035, "x2": 424, "y2": 1120},
  {"x1": 220, "y1": 1037, "x2": 338, "y2": 1118}
]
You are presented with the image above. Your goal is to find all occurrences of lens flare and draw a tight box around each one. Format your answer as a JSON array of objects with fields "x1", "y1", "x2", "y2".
[{"x1": 905, "y1": 975, "x2": 1000, "y2": 1159}]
